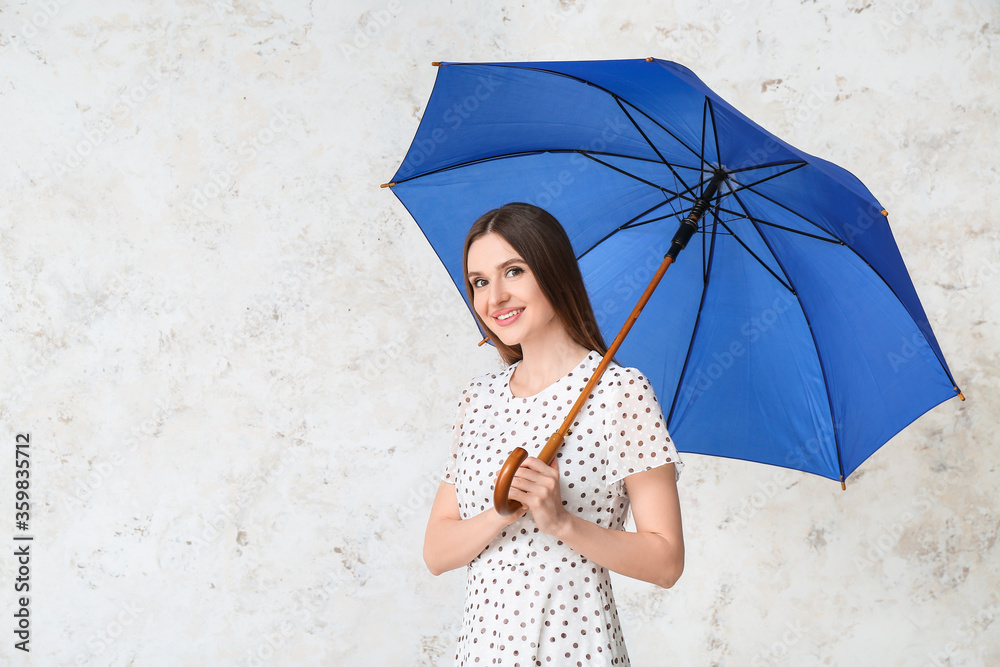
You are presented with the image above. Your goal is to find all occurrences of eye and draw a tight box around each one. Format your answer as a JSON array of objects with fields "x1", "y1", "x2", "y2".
[
  {"x1": 505, "y1": 266, "x2": 524, "y2": 278},
  {"x1": 471, "y1": 277, "x2": 487, "y2": 289}
]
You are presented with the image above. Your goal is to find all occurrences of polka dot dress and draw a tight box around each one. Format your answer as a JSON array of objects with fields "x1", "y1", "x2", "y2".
[{"x1": 443, "y1": 351, "x2": 683, "y2": 666}]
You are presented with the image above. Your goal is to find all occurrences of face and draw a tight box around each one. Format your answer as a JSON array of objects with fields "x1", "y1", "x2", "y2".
[{"x1": 466, "y1": 232, "x2": 561, "y2": 350}]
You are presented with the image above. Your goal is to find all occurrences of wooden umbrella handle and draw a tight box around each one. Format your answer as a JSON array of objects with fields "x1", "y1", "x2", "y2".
[
  {"x1": 493, "y1": 447, "x2": 529, "y2": 515},
  {"x1": 494, "y1": 432, "x2": 567, "y2": 515}
]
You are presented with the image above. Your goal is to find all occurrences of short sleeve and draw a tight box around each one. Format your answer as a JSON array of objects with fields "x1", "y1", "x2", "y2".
[
  {"x1": 442, "y1": 379, "x2": 475, "y2": 484},
  {"x1": 604, "y1": 367, "x2": 683, "y2": 484}
]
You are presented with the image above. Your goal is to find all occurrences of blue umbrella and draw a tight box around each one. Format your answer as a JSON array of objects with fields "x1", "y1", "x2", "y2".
[{"x1": 383, "y1": 57, "x2": 962, "y2": 495}]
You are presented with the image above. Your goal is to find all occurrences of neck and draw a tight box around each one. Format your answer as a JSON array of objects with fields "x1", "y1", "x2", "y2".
[{"x1": 511, "y1": 332, "x2": 591, "y2": 396}]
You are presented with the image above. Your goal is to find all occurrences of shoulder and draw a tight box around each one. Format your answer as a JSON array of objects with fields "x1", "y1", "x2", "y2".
[
  {"x1": 457, "y1": 364, "x2": 513, "y2": 403},
  {"x1": 601, "y1": 362, "x2": 653, "y2": 392}
]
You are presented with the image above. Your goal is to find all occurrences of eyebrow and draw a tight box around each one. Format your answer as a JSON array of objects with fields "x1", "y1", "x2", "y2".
[{"x1": 467, "y1": 257, "x2": 524, "y2": 278}]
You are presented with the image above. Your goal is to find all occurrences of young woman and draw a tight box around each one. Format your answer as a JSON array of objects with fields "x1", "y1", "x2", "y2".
[{"x1": 424, "y1": 203, "x2": 684, "y2": 666}]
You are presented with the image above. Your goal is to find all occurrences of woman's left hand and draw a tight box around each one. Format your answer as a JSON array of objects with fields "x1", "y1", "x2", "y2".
[{"x1": 506, "y1": 456, "x2": 571, "y2": 537}]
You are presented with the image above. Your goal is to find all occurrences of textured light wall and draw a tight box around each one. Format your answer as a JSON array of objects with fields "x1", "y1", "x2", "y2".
[{"x1": 0, "y1": 0, "x2": 997, "y2": 665}]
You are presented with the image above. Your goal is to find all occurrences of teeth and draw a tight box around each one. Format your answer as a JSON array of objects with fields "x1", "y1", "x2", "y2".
[{"x1": 497, "y1": 308, "x2": 523, "y2": 321}]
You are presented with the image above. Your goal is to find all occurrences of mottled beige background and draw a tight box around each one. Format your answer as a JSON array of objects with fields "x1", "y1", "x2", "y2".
[{"x1": 0, "y1": 0, "x2": 997, "y2": 665}]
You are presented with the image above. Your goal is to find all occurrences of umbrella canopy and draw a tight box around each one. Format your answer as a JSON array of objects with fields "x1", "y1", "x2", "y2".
[{"x1": 385, "y1": 58, "x2": 961, "y2": 485}]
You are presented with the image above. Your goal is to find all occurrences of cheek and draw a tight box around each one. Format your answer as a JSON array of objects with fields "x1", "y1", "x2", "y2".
[{"x1": 473, "y1": 292, "x2": 488, "y2": 318}]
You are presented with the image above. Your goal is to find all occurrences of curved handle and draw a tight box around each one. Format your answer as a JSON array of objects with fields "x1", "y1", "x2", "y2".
[{"x1": 493, "y1": 447, "x2": 528, "y2": 516}]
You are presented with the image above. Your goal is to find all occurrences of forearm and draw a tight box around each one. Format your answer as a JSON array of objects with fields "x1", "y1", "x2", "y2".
[
  {"x1": 423, "y1": 507, "x2": 511, "y2": 575},
  {"x1": 553, "y1": 514, "x2": 684, "y2": 588}
]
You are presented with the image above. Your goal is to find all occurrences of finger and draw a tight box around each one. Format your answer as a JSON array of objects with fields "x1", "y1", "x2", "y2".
[
  {"x1": 519, "y1": 456, "x2": 550, "y2": 471},
  {"x1": 511, "y1": 469, "x2": 555, "y2": 490},
  {"x1": 507, "y1": 485, "x2": 533, "y2": 507},
  {"x1": 517, "y1": 457, "x2": 559, "y2": 479},
  {"x1": 510, "y1": 475, "x2": 559, "y2": 502},
  {"x1": 509, "y1": 471, "x2": 551, "y2": 494}
]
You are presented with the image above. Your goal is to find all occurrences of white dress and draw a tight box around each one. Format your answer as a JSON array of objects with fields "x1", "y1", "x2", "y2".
[{"x1": 443, "y1": 350, "x2": 683, "y2": 666}]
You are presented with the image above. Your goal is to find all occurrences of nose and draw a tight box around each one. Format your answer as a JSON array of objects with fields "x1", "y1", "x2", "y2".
[{"x1": 487, "y1": 279, "x2": 509, "y2": 310}]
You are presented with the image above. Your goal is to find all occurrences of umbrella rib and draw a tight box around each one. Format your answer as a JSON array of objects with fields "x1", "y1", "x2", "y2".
[
  {"x1": 729, "y1": 188, "x2": 847, "y2": 482},
  {"x1": 734, "y1": 181, "x2": 840, "y2": 240},
  {"x1": 389, "y1": 148, "x2": 663, "y2": 185},
  {"x1": 391, "y1": 147, "x2": 703, "y2": 187},
  {"x1": 612, "y1": 97, "x2": 698, "y2": 195},
  {"x1": 445, "y1": 62, "x2": 706, "y2": 167},
  {"x1": 727, "y1": 162, "x2": 808, "y2": 193},
  {"x1": 700, "y1": 98, "x2": 709, "y2": 178},
  {"x1": 620, "y1": 209, "x2": 687, "y2": 230},
  {"x1": 715, "y1": 219, "x2": 795, "y2": 293},
  {"x1": 576, "y1": 199, "x2": 678, "y2": 260},
  {"x1": 613, "y1": 96, "x2": 707, "y2": 164},
  {"x1": 726, "y1": 158, "x2": 808, "y2": 174},
  {"x1": 580, "y1": 152, "x2": 692, "y2": 198},
  {"x1": 707, "y1": 97, "x2": 725, "y2": 173},
  {"x1": 609, "y1": 171, "x2": 722, "y2": 234},
  {"x1": 710, "y1": 206, "x2": 843, "y2": 244}
]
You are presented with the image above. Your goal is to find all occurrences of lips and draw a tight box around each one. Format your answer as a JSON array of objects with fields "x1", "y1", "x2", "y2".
[{"x1": 493, "y1": 307, "x2": 524, "y2": 327}]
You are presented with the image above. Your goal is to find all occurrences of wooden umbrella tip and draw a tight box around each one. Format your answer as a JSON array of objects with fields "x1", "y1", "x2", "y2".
[
  {"x1": 881, "y1": 209, "x2": 888, "y2": 216},
  {"x1": 432, "y1": 61, "x2": 443, "y2": 67},
  {"x1": 958, "y1": 390, "x2": 966, "y2": 401},
  {"x1": 840, "y1": 477, "x2": 847, "y2": 491},
  {"x1": 380, "y1": 182, "x2": 395, "y2": 188},
  {"x1": 646, "y1": 57, "x2": 655, "y2": 62},
  {"x1": 478, "y1": 336, "x2": 489, "y2": 347}
]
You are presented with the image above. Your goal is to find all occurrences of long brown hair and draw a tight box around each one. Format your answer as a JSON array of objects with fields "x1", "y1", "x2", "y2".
[{"x1": 462, "y1": 203, "x2": 608, "y2": 365}]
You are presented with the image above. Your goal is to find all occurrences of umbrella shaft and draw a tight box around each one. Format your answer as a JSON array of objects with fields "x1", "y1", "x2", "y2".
[{"x1": 667, "y1": 170, "x2": 726, "y2": 259}]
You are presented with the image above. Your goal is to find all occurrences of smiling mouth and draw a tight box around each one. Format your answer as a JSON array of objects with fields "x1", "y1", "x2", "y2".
[{"x1": 494, "y1": 308, "x2": 524, "y2": 324}]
